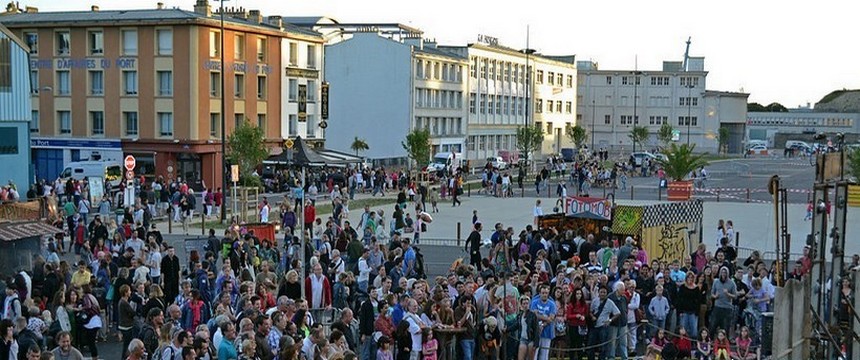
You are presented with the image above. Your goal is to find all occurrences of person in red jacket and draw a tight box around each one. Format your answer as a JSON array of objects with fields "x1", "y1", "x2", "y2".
[
  {"x1": 304, "y1": 263, "x2": 331, "y2": 309},
  {"x1": 565, "y1": 287, "x2": 589, "y2": 360},
  {"x1": 303, "y1": 200, "x2": 316, "y2": 231}
]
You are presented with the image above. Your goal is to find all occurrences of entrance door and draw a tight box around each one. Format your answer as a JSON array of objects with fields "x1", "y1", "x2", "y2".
[
  {"x1": 177, "y1": 153, "x2": 202, "y2": 190},
  {"x1": 34, "y1": 149, "x2": 63, "y2": 182}
]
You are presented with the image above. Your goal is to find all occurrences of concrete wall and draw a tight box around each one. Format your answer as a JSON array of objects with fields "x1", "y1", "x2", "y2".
[
  {"x1": 0, "y1": 27, "x2": 34, "y2": 187},
  {"x1": 324, "y1": 33, "x2": 411, "y2": 161}
]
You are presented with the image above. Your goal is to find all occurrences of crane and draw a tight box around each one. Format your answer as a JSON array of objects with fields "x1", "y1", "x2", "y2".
[{"x1": 682, "y1": 36, "x2": 691, "y2": 71}]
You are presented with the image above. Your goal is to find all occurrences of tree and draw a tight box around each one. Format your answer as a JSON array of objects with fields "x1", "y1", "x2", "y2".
[
  {"x1": 657, "y1": 123, "x2": 675, "y2": 149},
  {"x1": 350, "y1": 137, "x2": 369, "y2": 156},
  {"x1": 566, "y1": 125, "x2": 588, "y2": 149},
  {"x1": 716, "y1": 126, "x2": 730, "y2": 154},
  {"x1": 848, "y1": 147, "x2": 860, "y2": 180},
  {"x1": 516, "y1": 125, "x2": 544, "y2": 168},
  {"x1": 629, "y1": 126, "x2": 650, "y2": 153},
  {"x1": 402, "y1": 128, "x2": 431, "y2": 168},
  {"x1": 227, "y1": 118, "x2": 268, "y2": 187},
  {"x1": 657, "y1": 143, "x2": 710, "y2": 181}
]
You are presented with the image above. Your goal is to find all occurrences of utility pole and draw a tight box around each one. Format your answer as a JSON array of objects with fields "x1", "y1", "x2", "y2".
[{"x1": 219, "y1": 0, "x2": 228, "y2": 223}]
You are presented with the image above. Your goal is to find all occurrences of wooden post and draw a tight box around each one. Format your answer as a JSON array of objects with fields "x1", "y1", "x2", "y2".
[
  {"x1": 168, "y1": 211, "x2": 172, "y2": 234},
  {"x1": 630, "y1": 186, "x2": 634, "y2": 200},
  {"x1": 201, "y1": 211, "x2": 205, "y2": 235},
  {"x1": 457, "y1": 222, "x2": 461, "y2": 248},
  {"x1": 747, "y1": 188, "x2": 751, "y2": 203}
]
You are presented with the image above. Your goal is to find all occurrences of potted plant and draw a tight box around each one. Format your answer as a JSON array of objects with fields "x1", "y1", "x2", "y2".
[{"x1": 657, "y1": 143, "x2": 709, "y2": 201}]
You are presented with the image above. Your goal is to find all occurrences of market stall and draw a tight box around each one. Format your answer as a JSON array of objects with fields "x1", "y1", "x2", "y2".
[
  {"x1": 538, "y1": 196, "x2": 614, "y2": 238},
  {"x1": 611, "y1": 199, "x2": 704, "y2": 264}
]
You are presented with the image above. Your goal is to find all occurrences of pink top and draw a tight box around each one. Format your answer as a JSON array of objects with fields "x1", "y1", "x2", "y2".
[{"x1": 422, "y1": 339, "x2": 438, "y2": 360}]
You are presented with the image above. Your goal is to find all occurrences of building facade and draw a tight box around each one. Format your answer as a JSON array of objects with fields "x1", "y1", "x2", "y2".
[
  {"x1": 0, "y1": 22, "x2": 32, "y2": 189},
  {"x1": 324, "y1": 29, "x2": 468, "y2": 165},
  {"x1": 0, "y1": 0, "x2": 325, "y2": 189},
  {"x1": 441, "y1": 41, "x2": 577, "y2": 162},
  {"x1": 747, "y1": 110, "x2": 860, "y2": 148}
]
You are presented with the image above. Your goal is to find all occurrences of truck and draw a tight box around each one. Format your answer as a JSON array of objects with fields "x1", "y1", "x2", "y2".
[
  {"x1": 497, "y1": 150, "x2": 520, "y2": 166},
  {"x1": 426, "y1": 152, "x2": 464, "y2": 174},
  {"x1": 58, "y1": 160, "x2": 123, "y2": 188}
]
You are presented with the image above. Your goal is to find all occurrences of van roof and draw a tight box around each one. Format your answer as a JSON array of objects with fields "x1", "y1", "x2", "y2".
[{"x1": 65, "y1": 160, "x2": 120, "y2": 166}]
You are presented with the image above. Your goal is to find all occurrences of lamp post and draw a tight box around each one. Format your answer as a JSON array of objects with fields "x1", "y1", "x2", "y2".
[
  {"x1": 686, "y1": 83, "x2": 694, "y2": 146},
  {"x1": 591, "y1": 99, "x2": 596, "y2": 150},
  {"x1": 632, "y1": 71, "x2": 641, "y2": 152},
  {"x1": 219, "y1": 0, "x2": 228, "y2": 223}
]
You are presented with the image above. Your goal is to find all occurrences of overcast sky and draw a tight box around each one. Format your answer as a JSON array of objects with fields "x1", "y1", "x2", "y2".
[{"x1": 19, "y1": 0, "x2": 860, "y2": 107}]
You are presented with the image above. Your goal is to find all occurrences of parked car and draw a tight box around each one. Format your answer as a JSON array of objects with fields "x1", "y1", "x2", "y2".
[
  {"x1": 747, "y1": 145, "x2": 768, "y2": 155},
  {"x1": 486, "y1": 156, "x2": 508, "y2": 170},
  {"x1": 630, "y1": 152, "x2": 666, "y2": 166}
]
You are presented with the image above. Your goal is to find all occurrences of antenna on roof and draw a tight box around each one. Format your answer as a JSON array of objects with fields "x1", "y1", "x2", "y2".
[{"x1": 682, "y1": 36, "x2": 691, "y2": 72}]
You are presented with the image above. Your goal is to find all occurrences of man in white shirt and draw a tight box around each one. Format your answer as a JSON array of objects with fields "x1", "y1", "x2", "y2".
[
  {"x1": 148, "y1": 243, "x2": 162, "y2": 286},
  {"x1": 125, "y1": 231, "x2": 145, "y2": 259},
  {"x1": 533, "y1": 199, "x2": 543, "y2": 226},
  {"x1": 301, "y1": 324, "x2": 325, "y2": 360},
  {"x1": 357, "y1": 248, "x2": 371, "y2": 293},
  {"x1": 405, "y1": 299, "x2": 425, "y2": 360}
]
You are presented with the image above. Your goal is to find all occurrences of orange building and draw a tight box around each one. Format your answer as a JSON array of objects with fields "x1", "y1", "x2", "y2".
[{"x1": 0, "y1": 1, "x2": 326, "y2": 189}]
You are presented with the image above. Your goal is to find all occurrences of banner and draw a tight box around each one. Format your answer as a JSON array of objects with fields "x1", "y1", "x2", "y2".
[{"x1": 565, "y1": 197, "x2": 612, "y2": 220}]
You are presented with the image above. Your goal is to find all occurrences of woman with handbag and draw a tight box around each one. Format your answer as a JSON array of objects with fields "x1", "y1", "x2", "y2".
[{"x1": 79, "y1": 284, "x2": 102, "y2": 359}]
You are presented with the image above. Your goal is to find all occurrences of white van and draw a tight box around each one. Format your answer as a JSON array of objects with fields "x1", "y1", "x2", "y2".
[
  {"x1": 784, "y1": 140, "x2": 810, "y2": 150},
  {"x1": 59, "y1": 161, "x2": 123, "y2": 188},
  {"x1": 427, "y1": 152, "x2": 464, "y2": 173}
]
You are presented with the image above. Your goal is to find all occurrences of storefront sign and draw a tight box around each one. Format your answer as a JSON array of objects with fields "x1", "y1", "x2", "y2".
[
  {"x1": 202, "y1": 60, "x2": 271, "y2": 74},
  {"x1": 297, "y1": 84, "x2": 307, "y2": 122},
  {"x1": 285, "y1": 67, "x2": 319, "y2": 79},
  {"x1": 29, "y1": 57, "x2": 137, "y2": 70},
  {"x1": 565, "y1": 196, "x2": 612, "y2": 220},
  {"x1": 30, "y1": 137, "x2": 121, "y2": 149},
  {"x1": 320, "y1": 82, "x2": 329, "y2": 120}
]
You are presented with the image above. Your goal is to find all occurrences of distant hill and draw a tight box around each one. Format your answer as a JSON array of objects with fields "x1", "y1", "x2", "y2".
[{"x1": 815, "y1": 89, "x2": 860, "y2": 112}]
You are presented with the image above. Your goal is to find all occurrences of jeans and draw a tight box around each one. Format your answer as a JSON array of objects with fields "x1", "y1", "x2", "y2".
[
  {"x1": 536, "y1": 338, "x2": 551, "y2": 360},
  {"x1": 710, "y1": 306, "x2": 733, "y2": 336},
  {"x1": 360, "y1": 335, "x2": 375, "y2": 360},
  {"x1": 461, "y1": 339, "x2": 475, "y2": 360},
  {"x1": 608, "y1": 325, "x2": 628, "y2": 360},
  {"x1": 590, "y1": 326, "x2": 609, "y2": 360},
  {"x1": 679, "y1": 312, "x2": 698, "y2": 338},
  {"x1": 358, "y1": 280, "x2": 368, "y2": 294}
]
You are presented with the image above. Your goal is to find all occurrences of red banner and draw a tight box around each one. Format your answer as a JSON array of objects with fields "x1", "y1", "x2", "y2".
[{"x1": 565, "y1": 197, "x2": 612, "y2": 220}]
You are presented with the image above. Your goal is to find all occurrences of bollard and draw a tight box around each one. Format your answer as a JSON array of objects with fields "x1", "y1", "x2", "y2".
[
  {"x1": 717, "y1": 189, "x2": 720, "y2": 202},
  {"x1": 168, "y1": 211, "x2": 172, "y2": 234},
  {"x1": 630, "y1": 186, "x2": 634, "y2": 200},
  {"x1": 747, "y1": 188, "x2": 750, "y2": 203},
  {"x1": 658, "y1": 186, "x2": 662, "y2": 201},
  {"x1": 468, "y1": 182, "x2": 471, "y2": 197},
  {"x1": 201, "y1": 213, "x2": 205, "y2": 235},
  {"x1": 456, "y1": 222, "x2": 461, "y2": 248},
  {"x1": 521, "y1": 187, "x2": 524, "y2": 198}
]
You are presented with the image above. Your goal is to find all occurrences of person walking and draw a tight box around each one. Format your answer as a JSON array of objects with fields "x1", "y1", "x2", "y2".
[{"x1": 466, "y1": 222, "x2": 483, "y2": 271}]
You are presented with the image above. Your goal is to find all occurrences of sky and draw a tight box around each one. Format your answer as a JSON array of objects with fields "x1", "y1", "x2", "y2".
[{"x1": 17, "y1": 0, "x2": 860, "y2": 108}]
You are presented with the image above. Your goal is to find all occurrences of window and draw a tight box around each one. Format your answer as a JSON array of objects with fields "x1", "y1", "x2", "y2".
[
  {"x1": 480, "y1": 94, "x2": 486, "y2": 114},
  {"x1": 210, "y1": 72, "x2": 221, "y2": 97},
  {"x1": 556, "y1": 101, "x2": 562, "y2": 113},
  {"x1": 152, "y1": 112, "x2": 174, "y2": 137},
  {"x1": 620, "y1": 115, "x2": 639, "y2": 125},
  {"x1": 58, "y1": 111, "x2": 71, "y2": 134},
  {"x1": 234, "y1": 74, "x2": 244, "y2": 98},
  {"x1": 488, "y1": 95, "x2": 495, "y2": 114},
  {"x1": 209, "y1": 31, "x2": 220, "y2": 57},
  {"x1": 157, "y1": 71, "x2": 173, "y2": 96},
  {"x1": 90, "y1": 111, "x2": 104, "y2": 135},
  {"x1": 89, "y1": 70, "x2": 104, "y2": 95},
  {"x1": 679, "y1": 97, "x2": 698, "y2": 106},
  {"x1": 210, "y1": 113, "x2": 220, "y2": 137},
  {"x1": 535, "y1": 99, "x2": 543, "y2": 113},
  {"x1": 565, "y1": 102, "x2": 572, "y2": 114},
  {"x1": 649, "y1": 116, "x2": 668, "y2": 125},
  {"x1": 30, "y1": 110, "x2": 39, "y2": 133},
  {"x1": 547, "y1": 72, "x2": 554, "y2": 85},
  {"x1": 123, "y1": 71, "x2": 138, "y2": 95},
  {"x1": 307, "y1": 45, "x2": 316, "y2": 68},
  {"x1": 124, "y1": 112, "x2": 139, "y2": 136},
  {"x1": 306, "y1": 115, "x2": 316, "y2": 137},
  {"x1": 469, "y1": 94, "x2": 476, "y2": 114},
  {"x1": 121, "y1": 30, "x2": 137, "y2": 55},
  {"x1": 157, "y1": 29, "x2": 173, "y2": 55},
  {"x1": 257, "y1": 76, "x2": 266, "y2": 99},
  {"x1": 678, "y1": 116, "x2": 698, "y2": 126},
  {"x1": 307, "y1": 80, "x2": 316, "y2": 102},
  {"x1": 56, "y1": 70, "x2": 70, "y2": 95},
  {"x1": 56, "y1": 31, "x2": 70, "y2": 55},
  {"x1": 604, "y1": 114, "x2": 611, "y2": 124},
  {"x1": 536, "y1": 70, "x2": 544, "y2": 84},
  {"x1": 234, "y1": 113, "x2": 244, "y2": 129},
  {"x1": 288, "y1": 79, "x2": 297, "y2": 101},
  {"x1": 547, "y1": 100, "x2": 554, "y2": 113},
  {"x1": 606, "y1": 76, "x2": 612, "y2": 85},
  {"x1": 495, "y1": 95, "x2": 501, "y2": 113},
  {"x1": 88, "y1": 31, "x2": 103, "y2": 55},
  {"x1": 257, "y1": 114, "x2": 266, "y2": 129},
  {"x1": 256, "y1": 37, "x2": 266, "y2": 62},
  {"x1": 29, "y1": 70, "x2": 38, "y2": 94},
  {"x1": 24, "y1": 32, "x2": 37, "y2": 55},
  {"x1": 289, "y1": 115, "x2": 298, "y2": 136},
  {"x1": 567, "y1": 75, "x2": 573, "y2": 88},
  {"x1": 289, "y1": 42, "x2": 297, "y2": 65},
  {"x1": 234, "y1": 34, "x2": 245, "y2": 60},
  {"x1": 546, "y1": 122, "x2": 553, "y2": 134},
  {"x1": 535, "y1": 122, "x2": 542, "y2": 134}
]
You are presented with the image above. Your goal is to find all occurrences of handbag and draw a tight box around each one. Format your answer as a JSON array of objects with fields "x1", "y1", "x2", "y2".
[
  {"x1": 577, "y1": 325, "x2": 588, "y2": 336},
  {"x1": 105, "y1": 284, "x2": 115, "y2": 301}
]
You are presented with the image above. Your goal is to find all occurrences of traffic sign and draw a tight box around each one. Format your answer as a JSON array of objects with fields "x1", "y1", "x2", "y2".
[
  {"x1": 231, "y1": 165, "x2": 239, "y2": 183},
  {"x1": 284, "y1": 139, "x2": 294, "y2": 149},
  {"x1": 124, "y1": 155, "x2": 136, "y2": 171},
  {"x1": 125, "y1": 170, "x2": 135, "y2": 180},
  {"x1": 319, "y1": 121, "x2": 328, "y2": 129}
]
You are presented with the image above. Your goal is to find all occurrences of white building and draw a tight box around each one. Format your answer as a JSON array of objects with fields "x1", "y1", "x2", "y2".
[
  {"x1": 280, "y1": 34, "x2": 326, "y2": 141},
  {"x1": 440, "y1": 40, "x2": 577, "y2": 162},
  {"x1": 324, "y1": 27, "x2": 468, "y2": 166},
  {"x1": 576, "y1": 58, "x2": 748, "y2": 153},
  {"x1": 0, "y1": 22, "x2": 32, "y2": 188},
  {"x1": 747, "y1": 111, "x2": 860, "y2": 148}
]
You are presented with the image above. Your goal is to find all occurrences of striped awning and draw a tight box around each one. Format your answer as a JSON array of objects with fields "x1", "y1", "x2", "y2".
[{"x1": 0, "y1": 221, "x2": 62, "y2": 242}]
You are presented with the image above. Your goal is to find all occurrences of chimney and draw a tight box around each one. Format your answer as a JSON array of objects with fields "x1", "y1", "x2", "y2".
[
  {"x1": 91, "y1": 5, "x2": 99, "y2": 11},
  {"x1": 248, "y1": 9, "x2": 262, "y2": 23},
  {"x1": 267, "y1": 15, "x2": 282, "y2": 29},
  {"x1": 156, "y1": 2, "x2": 164, "y2": 9},
  {"x1": 193, "y1": 0, "x2": 211, "y2": 16}
]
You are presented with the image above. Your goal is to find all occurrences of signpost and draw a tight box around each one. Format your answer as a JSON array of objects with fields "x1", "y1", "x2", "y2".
[
  {"x1": 124, "y1": 155, "x2": 136, "y2": 172},
  {"x1": 320, "y1": 82, "x2": 329, "y2": 120},
  {"x1": 231, "y1": 165, "x2": 239, "y2": 219},
  {"x1": 123, "y1": 155, "x2": 136, "y2": 208},
  {"x1": 297, "y1": 84, "x2": 307, "y2": 122}
]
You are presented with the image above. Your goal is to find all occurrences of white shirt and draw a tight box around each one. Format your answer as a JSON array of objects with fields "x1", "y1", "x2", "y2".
[
  {"x1": 260, "y1": 204, "x2": 270, "y2": 222},
  {"x1": 301, "y1": 336, "x2": 316, "y2": 360},
  {"x1": 310, "y1": 274, "x2": 325, "y2": 309},
  {"x1": 149, "y1": 251, "x2": 162, "y2": 278},
  {"x1": 534, "y1": 206, "x2": 543, "y2": 217},
  {"x1": 406, "y1": 313, "x2": 424, "y2": 351},
  {"x1": 357, "y1": 257, "x2": 371, "y2": 283}
]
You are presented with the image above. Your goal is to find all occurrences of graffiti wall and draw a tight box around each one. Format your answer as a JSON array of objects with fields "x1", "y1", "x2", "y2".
[
  {"x1": 610, "y1": 200, "x2": 703, "y2": 264},
  {"x1": 642, "y1": 222, "x2": 698, "y2": 263}
]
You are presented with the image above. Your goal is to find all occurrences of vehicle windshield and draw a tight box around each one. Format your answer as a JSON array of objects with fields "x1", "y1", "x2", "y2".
[{"x1": 59, "y1": 167, "x2": 72, "y2": 178}]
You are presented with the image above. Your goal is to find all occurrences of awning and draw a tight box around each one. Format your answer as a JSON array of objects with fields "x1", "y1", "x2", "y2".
[
  {"x1": 0, "y1": 221, "x2": 62, "y2": 242},
  {"x1": 264, "y1": 137, "x2": 362, "y2": 167}
]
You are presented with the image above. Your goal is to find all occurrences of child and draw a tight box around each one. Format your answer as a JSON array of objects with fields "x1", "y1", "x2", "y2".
[
  {"x1": 26, "y1": 306, "x2": 46, "y2": 343},
  {"x1": 472, "y1": 210, "x2": 479, "y2": 225},
  {"x1": 648, "y1": 285, "x2": 670, "y2": 332},
  {"x1": 377, "y1": 336, "x2": 393, "y2": 360},
  {"x1": 422, "y1": 328, "x2": 438, "y2": 360},
  {"x1": 805, "y1": 201, "x2": 813, "y2": 221},
  {"x1": 644, "y1": 329, "x2": 667, "y2": 360},
  {"x1": 695, "y1": 328, "x2": 712, "y2": 360},
  {"x1": 672, "y1": 326, "x2": 693, "y2": 358},
  {"x1": 734, "y1": 326, "x2": 758, "y2": 360},
  {"x1": 713, "y1": 329, "x2": 731, "y2": 360},
  {"x1": 429, "y1": 188, "x2": 439, "y2": 213},
  {"x1": 479, "y1": 316, "x2": 501, "y2": 360}
]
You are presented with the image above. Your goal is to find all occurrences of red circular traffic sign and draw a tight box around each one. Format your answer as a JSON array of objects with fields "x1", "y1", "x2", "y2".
[{"x1": 124, "y1": 155, "x2": 136, "y2": 171}]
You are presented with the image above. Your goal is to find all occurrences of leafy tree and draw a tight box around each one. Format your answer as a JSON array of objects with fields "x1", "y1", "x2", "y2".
[
  {"x1": 747, "y1": 102, "x2": 766, "y2": 112},
  {"x1": 402, "y1": 128, "x2": 431, "y2": 168},
  {"x1": 629, "y1": 126, "x2": 650, "y2": 153},
  {"x1": 657, "y1": 143, "x2": 710, "y2": 181},
  {"x1": 350, "y1": 137, "x2": 369, "y2": 156},
  {"x1": 848, "y1": 147, "x2": 860, "y2": 180},
  {"x1": 717, "y1": 126, "x2": 730, "y2": 154},
  {"x1": 657, "y1": 123, "x2": 675, "y2": 149},
  {"x1": 765, "y1": 102, "x2": 789, "y2": 112},
  {"x1": 566, "y1": 125, "x2": 588, "y2": 149},
  {"x1": 516, "y1": 125, "x2": 544, "y2": 167},
  {"x1": 227, "y1": 119, "x2": 268, "y2": 187}
]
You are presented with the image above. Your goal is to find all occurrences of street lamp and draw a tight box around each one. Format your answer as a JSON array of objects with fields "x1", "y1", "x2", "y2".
[
  {"x1": 632, "y1": 71, "x2": 642, "y2": 152},
  {"x1": 686, "y1": 83, "x2": 694, "y2": 146},
  {"x1": 219, "y1": 0, "x2": 228, "y2": 223},
  {"x1": 591, "y1": 99, "x2": 596, "y2": 150}
]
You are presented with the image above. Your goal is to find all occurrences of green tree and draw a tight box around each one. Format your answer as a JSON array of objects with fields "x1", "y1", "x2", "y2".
[
  {"x1": 717, "y1": 126, "x2": 730, "y2": 154},
  {"x1": 657, "y1": 123, "x2": 675, "y2": 149},
  {"x1": 566, "y1": 125, "x2": 588, "y2": 149},
  {"x1": 350, "y1": 137, "x2": 369, "y2": 156},
  {"x1": 402, "y1": 128, "x2": 431, "y2": 168},
  {"x1": 657, "y1": 143, "x2": 710, "y2": 181},
  {"x1": 747, "y1": 102, "x2": 766, "y2": 112},
  {"x1": 848, "y1": 147, "x2": 860, "y2": 180},
  {"x1": 227, "y1": 118, "x2": 268, "y2": 187},
  {"x1": 516, "y1": 125, "x2": 544, "y2": 167},
  {"x1": 629, "y1": 126, "x2": 650, "y2": 153}
]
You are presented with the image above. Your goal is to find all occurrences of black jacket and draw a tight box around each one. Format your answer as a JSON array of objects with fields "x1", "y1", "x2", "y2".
[
  {"x1": 467, "y1": 230, "x2": 482, "y2": 253},
  {"x1": 358, "y1": 299, "x2": 376, "y2": 336}
]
